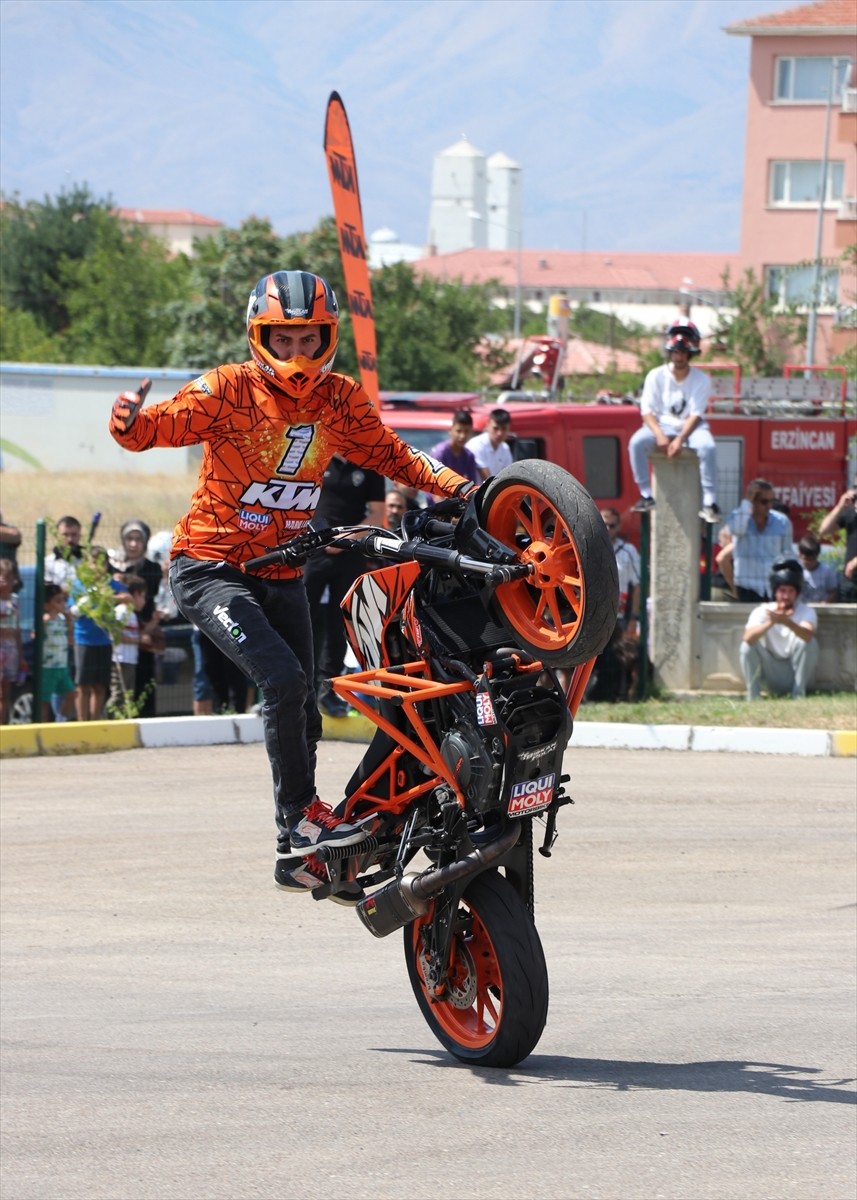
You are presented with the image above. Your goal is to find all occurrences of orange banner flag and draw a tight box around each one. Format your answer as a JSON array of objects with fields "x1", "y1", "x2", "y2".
[{"x1": 324, "y1": 91, "x2": 379, "y2": 408}]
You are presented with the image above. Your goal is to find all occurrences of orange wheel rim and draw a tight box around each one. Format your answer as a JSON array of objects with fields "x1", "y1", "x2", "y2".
[
  {"x1": 413, "y1": 906, "x2": 502, "y2": 1049},
  {"x1": 484, "y1": 482, "x2": 584, "y2": 652}
]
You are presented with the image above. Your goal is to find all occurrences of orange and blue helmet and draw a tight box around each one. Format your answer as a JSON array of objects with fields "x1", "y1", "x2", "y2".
[{"x1": 246, "y1": 271, "x2": 339, "y2": 398}]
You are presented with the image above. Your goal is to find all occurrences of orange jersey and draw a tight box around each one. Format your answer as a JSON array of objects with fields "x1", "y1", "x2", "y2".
[{"x1": 109, "y1": 362, "x2": 470, "y2": 578}]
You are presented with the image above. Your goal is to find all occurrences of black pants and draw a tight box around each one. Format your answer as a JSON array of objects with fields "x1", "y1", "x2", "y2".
[
  {"x1": 170, "y1": 557, "x2": 321, "y2": 846},
  {"x1": 303, "y1": 548, "x2": 366, "y2": 685}
]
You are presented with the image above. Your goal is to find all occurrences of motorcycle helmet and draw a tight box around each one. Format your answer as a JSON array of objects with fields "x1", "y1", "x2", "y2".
[
  {"x1": 768, "y1": 556, "x2": 803, "y2": 596},
  {"x1": 664, "y1": 319, "x2": 701, "y2": 357},
  {"x1": 246, "y1": 271, "x2": 339, "y2": 399}
]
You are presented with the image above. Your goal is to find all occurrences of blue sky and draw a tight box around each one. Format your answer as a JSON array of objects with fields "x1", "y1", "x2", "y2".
[{"x1": 1, "y1": 0, "x2": 788, "y2": 253}]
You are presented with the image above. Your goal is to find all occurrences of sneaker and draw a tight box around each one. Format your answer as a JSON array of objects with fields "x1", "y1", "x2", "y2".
[
  {"x1": 289, "y1": 797, "x2": 368, "y2": 854},
  {"x1": 631, "y1": 496, "x2": 656, "y2": 513},
  {"x1": 317, "y1": 682, "x2": 351, "y2": 719},
  {"x1": 699, "y1": 503, "x2": 721, "y2": 523},
  {"x1": 275, "y1": 854, "x2": 363, "y2": 906}
]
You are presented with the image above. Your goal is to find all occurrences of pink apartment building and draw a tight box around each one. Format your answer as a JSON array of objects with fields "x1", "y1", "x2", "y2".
[{"x1": 727, "y1": 0, "x2": 856, "y2": 365}]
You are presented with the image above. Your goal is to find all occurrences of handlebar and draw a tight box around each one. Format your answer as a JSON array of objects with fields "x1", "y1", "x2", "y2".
[{"x1": 242, "y1": 522, "x2": 532, "y2": 586}]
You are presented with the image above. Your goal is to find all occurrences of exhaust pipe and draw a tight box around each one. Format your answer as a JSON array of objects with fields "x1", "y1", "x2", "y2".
[{"x1": 356, "y1": 823, "x2": 521, "y2": 938}]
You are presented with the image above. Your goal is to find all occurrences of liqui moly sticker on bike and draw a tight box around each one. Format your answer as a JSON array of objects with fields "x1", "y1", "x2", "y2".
[
  {"x1": 475, "y1": 692, "x2": 497, "y2": 726},
  {"x1": 508, "y1": 773, "x2": 555, "y2": 816}
]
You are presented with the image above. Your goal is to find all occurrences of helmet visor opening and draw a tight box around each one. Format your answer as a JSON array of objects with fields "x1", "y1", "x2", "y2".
[{"x1": 261, "y1": 323, "x2": 332, "y2": 362}]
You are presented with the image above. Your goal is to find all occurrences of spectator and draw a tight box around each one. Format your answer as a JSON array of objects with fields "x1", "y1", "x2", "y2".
[
  {"x1": 740, "y1": 557, "x2": 818, "y2": 700},
  {"x1": 108, "y1": 575, "x2": 148, "y2": 715},
  {"x1": 818, "y1": 476, "x2": 857, "y2": 603},
  {"x1": 468, "y1": 408, "x2": 513, "y2": 480},
  {"x1": 45, "y1": 515, "x2": 83, "y2": 588},
  {"x1": 586, "y1": 508, "x2": 642, "y2": 703},
  {"x1": 797, "y1": 534, "x2": 838, "y2": 603},
  {"x1": 629, "y1": 319, "x2": 718, "y2": 522},
  {"x1": 304, "y1": 455, "x2": 385, "y2": 718},
  {"x1": 385, "y1": 488, "x2": 407, "y2": 535},
  {"x1": 718, "y1": 479, "x2": 793, "y2": 602},
  {"x1": 428, "y1": 410, "x2": 480, "y2": 490},
  {"x1": 40, "y1": 583, "x2": 75, "y2": 723},
  {"x1": 0, "y1": 559, "x2": 23, "y2": 724},
  {"x1": 0, "y1": 513, "x2": 23, "y2": 592},
  {"x1": 116, "y1": 519, "x2": 161, "y2": 717},
  {"x1": 70, "y1": 546, "x2": 130, "y2": 722}
]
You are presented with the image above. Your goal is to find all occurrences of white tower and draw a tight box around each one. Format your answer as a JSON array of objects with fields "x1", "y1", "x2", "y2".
[
  {"x1": 486, "y1": 152, "x2": 522, "y2": 250},
  {"x1": 427, "y1": 138, "x2": 487, "y2": 255}
]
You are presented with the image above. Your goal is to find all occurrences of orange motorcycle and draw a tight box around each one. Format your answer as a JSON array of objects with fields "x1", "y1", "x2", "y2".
[{"x1": 247, "y1": 462, "x2": 618, "y2": 1067}]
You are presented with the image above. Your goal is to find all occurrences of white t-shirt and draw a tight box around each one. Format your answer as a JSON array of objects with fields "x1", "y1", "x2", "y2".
[
  {"x1": 613, "y1": 538, "x2": 640, "y2": 617},
  {"x1": 468, "y1": 432, "x2": 513, "y2": 476},
  {"x1": 745, "y1": 599, "x2": 817, "y2": 659},
  {"x1": 114, "y1": 606, "x2": 140, "y2": 665},
  {"x1": 640, "y1": 363, "x2": 711, "y2": 437}
]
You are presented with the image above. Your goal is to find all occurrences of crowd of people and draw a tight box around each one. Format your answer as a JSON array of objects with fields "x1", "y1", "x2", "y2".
[{"x1": 2, "y1": 310, "x2": 854, "y2": 727}]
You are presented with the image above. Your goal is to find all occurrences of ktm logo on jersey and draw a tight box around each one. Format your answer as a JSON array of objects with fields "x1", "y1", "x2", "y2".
[{"x1": 239, "y1": 480, "x2": 321, "y2": 511}]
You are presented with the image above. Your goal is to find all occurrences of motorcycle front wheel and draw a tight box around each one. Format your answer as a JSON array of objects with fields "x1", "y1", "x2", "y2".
[
  {"x1": 481, "y1": 460, "x2": 619, "y2": 668},
  {"x1": 404, "y1": 869, "x2": 549, "y2": 1068}
]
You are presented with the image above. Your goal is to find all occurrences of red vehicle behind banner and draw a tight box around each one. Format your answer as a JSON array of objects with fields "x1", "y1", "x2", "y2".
[{"x1": 379, "y1": 380, "x2": 856, "y2": 540}]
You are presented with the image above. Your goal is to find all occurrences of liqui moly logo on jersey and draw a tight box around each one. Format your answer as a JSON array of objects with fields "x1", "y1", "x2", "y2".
[
  {"x1": 238, "y1": 508, "x2": 272, "y2": 533},
  {"x1": 475, "y1": 692, "x2": 497, "y2": 726},
  {"x1": 508, "y1": 773, "x2": 555, "y2": 816}
]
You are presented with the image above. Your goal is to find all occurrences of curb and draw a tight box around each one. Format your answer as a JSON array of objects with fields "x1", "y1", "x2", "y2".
[{"x1": 1, "y1": 714, "x2": 854, "y2": 759}]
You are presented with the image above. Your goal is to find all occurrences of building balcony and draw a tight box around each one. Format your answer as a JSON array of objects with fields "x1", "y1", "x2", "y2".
[
  {"x1": 834, "y1": 197, "x2": 857, "y2": 249},
  {"x1": 837, "y1": 90, "x2": 857, "y2": 144}
]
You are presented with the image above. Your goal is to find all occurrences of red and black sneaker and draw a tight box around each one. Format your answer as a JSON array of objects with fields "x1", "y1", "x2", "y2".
[
  {"x1": 288, "y1": 797, "x2": 367, "y2": 855},
  {"x1": 275, "y1": 854, "x2": 363, "y2": 907}
]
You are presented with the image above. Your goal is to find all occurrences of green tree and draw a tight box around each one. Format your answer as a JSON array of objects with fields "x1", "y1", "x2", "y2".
[
  {"x1": 710, "y1": 267, "x2": 806, "y2": 375},
  {"x1": 372, "y1": 261, "x2": 504, "y2": 390},
  {"x1": 166, "y1": 216, "x2": 283, "y2": 369},
  {"x1": 59, "y1": 209, "x2": 190, "y2": 365},
  {"x1": 0, "y1": 301, "x2": 55, "y2": 361},
  {"x1": 0, "y1": 184, "x2": 112, "y2": 333}
]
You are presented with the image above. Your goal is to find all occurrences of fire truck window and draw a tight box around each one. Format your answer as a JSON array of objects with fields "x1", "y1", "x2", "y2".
[
  {"x1": 583, "y1": 436, "x2": 619, "y2": 498},
  {"x1": 509, "y1": 437, "x2": 543, "y2": 462}
]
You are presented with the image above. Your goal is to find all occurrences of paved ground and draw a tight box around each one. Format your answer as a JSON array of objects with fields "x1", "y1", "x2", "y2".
[{"x1": 2, "y1": 744, "x2": 855, "y2": 1200}]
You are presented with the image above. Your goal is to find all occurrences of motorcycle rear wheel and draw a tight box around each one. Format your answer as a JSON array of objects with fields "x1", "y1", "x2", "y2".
[
  {"x1": 481, "y1": 460, "x2": 619, "y2": 667},
  {"x1": 404, "y1": 869, "x2": 549, "y2": 1068}
]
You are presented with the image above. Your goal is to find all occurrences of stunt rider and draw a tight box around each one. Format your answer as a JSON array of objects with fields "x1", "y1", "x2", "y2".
[{"x1": 109, "y1": 270, "x2": 474, "y2": 899}]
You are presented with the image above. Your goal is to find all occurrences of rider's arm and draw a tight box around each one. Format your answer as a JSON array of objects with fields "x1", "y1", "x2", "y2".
[{"x1": 109, "y1": 368, "x2": 237, "y2": 453}]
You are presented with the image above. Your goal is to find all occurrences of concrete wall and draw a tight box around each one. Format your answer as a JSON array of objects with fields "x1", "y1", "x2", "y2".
[
  {"x1": 694, "y1": 602, "x2": 857, "y2": 694},
  {"x1": 0, "y1": 364, "x2": 198, "y2": 474}
]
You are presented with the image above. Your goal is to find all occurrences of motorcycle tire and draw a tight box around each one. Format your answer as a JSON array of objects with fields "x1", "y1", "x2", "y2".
[
  {"x1": 404, "y1": 869, "x2": 549, "y2": 1068},
  {"x1": 481, "y1": 460, "x2": 619, "y2": 668}
]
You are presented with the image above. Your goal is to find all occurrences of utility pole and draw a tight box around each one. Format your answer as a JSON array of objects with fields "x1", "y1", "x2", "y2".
[{"x1": 805, "y1": 62, "x2": 837, "y2": 368}]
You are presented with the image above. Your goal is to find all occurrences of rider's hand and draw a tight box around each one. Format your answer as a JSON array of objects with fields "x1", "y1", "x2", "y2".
[{"x1": 110, "y1": 378, "x2": 150, "y2": 434}]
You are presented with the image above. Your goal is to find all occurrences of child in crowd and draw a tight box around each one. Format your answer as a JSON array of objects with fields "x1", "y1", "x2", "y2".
[
  {"x1": 70, "y1": 546, "x2": 130, "y2": 721},
  {"x1": 0, "y1": 559, "x2": 24, "y2": 724},
  {"x1": 797, "y1": 534, "x2": 838, "y2": 603},
  {"x1": 41, "y1": 583, "x2": 75, "y2": 722},
  {"x1": 108, "y1": 575, "x2": 148, "y2": 715}
]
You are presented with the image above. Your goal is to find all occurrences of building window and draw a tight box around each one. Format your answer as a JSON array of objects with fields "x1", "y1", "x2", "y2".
[
  {"x1": 774, "y1": 56, "x2": 852, "y2": 102},
  {"x1": 766, "y1": 264, "x2": 839, "y2": 307},
  {"x1": 769, "y1": 160, "x2": 845, "y2": 206}
]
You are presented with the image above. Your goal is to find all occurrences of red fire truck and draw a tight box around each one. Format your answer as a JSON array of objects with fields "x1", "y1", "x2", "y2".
[{"x1": 379, "y1": 369, "x2": 856, "y2": 540}]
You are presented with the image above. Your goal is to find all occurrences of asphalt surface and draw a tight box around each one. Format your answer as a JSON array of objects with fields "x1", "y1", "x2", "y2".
[{"x1": 2, "y1": 743, "x2": 855, "y2": 1200}]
